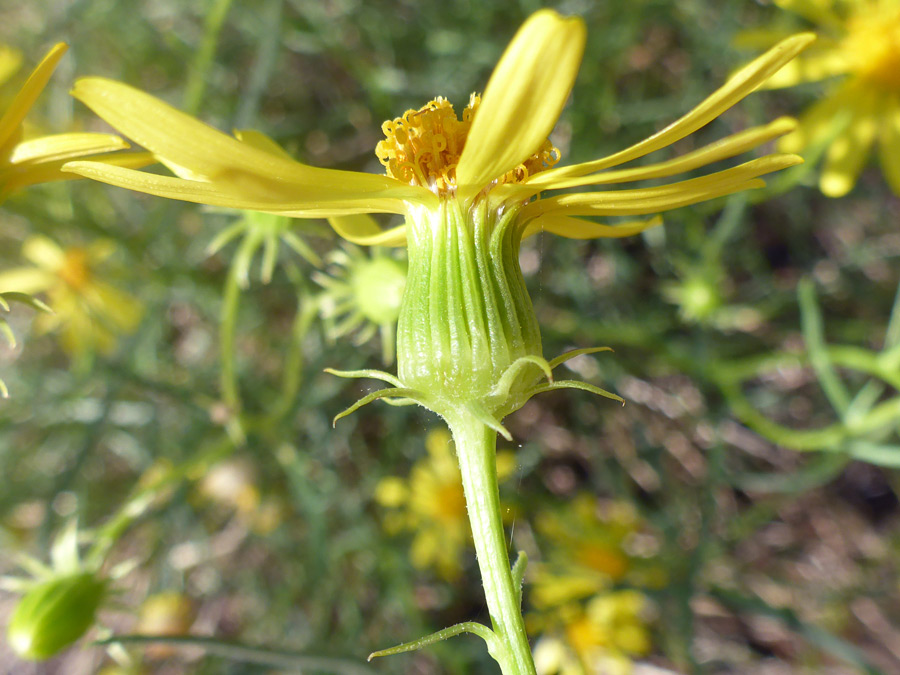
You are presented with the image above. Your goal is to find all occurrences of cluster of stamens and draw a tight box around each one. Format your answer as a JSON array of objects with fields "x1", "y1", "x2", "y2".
[{"x1": 376, "y1": 94, "x2": 560, "y2": 195}]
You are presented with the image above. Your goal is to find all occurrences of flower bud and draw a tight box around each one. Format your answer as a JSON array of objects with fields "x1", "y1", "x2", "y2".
[{"x1": 7, "y1": 572, "x2": 106, "y2": 660}]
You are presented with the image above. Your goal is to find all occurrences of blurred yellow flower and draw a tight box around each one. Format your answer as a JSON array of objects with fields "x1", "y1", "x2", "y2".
[
  {"x1": 0, "y1": 43, "x2": 148, "y2": 203},
  {"x1": 375, "y1": 428, "x2": 515, "y2": 580},
  {"x1": 528, "y1": 495, "x2": 661, "y2": 674},
  {"x1": 135, "y1": 591, "x2": 196, "y2": 660},
  {"x1": 0, "y1": 236, "x2": 142, "y2": 356},
  {"x1": 530, "y1": 495, "x2": 662, "y2": 610},
  {"x1": 0, "y1": 44, "x2": 148, "y2": 387},
  {"x1": 197, "y1": 458, "x2": 284, "y2": 535},
  {"x1": 532, "y1": 591, "x2": 652, "y2": 675},
  {"x1": 748, "y1": 0, "x2": 900, "y2": 196}
]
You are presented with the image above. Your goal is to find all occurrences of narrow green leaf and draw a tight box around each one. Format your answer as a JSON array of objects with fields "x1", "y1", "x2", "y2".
[
  {"x1": 95, "y1": 634, "x2": 374, "y2": 674},
  {"x1": 368, "y1": 622, "x2": 498, "y2": 661},
  {"x1": 798, "y1": 278, "x2": 850, "y2": 416},
  {"x1": 511, "y1": 551, "x2": 528, "y2": 607}
]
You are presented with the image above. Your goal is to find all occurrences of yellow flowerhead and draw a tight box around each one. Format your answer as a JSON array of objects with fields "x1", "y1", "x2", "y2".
[
  {"x1": 65, "y1": 11, "x2": 810, "y2": 242},
  {"x1": 749, "y1": 0, "x2": 900, "y2": 196},
  {"x1": 532, "y1": 590, "x2": 652, "y2": 675},
  {"x1": 375, "y1": 429, "x2": 470, "y2": 580},
  {"x1": 64, "y1": 10, "x2": 811, "y2": 425},
  {"x1": 0, "y1": 236, "x2": 143, "y2": 356},
  {"x1": 375, "y1": 428, "x2": 514, "y2": 580},
  {"x1": 0, "y1": 43, "x2": 149, "y2": 202},
  {"x1": 530, "y1": 495, "x2": 662, "y2": 611}
]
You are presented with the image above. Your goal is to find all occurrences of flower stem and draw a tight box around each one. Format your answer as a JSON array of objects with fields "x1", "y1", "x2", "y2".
[{"x1": 448, "y1": 413, "x2": 535, "y2": 675}]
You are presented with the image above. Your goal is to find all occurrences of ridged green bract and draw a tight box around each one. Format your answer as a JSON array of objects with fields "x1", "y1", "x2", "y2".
[{"x1": 7, "y1": 572, "x2": 106, "y2": 661}]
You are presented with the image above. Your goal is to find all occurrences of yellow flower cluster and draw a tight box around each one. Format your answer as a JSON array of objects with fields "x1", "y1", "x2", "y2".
[
  {"x1": 0, "y1": 44, "x2": 148, "y2": 375},
  {"x1": 533, "y1": 591, "x2": 651, "y2": 675},
  {"x1": 375, "y1": 429, "x2": 514, "y2": 580},
  {"x1": 750, "y1": 0, "x2": 900, "y2": 195},
  {"x1": 0, "y1": 236, "x2": 142, "y2": 357},
  {"x1": 528, "y1": 495, "x2": 662, "y2": 675}
]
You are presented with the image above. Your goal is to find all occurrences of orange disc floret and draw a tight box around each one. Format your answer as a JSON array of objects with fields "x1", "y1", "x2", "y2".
[{"x1": 376, "y1": 93, "x2": 560, "y2": 195}]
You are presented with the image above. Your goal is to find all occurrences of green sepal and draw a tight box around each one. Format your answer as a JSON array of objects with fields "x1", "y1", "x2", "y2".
[
  {"x1": 527, "y1": 379, "x2": 624, "y2": 404},
  {"x1": 368, "y1": 621, "x2": 500, "y2": 662},
  {"x1": 466, "y1": 401, "x2": 512, "y2": 441},
  {"x1": 332, "y1": 387, "x2": 428, "y2": 425},
  {"x1": 1, "y1": 318, "x2": 16, "y2": 348},
  {"x1": 0, "y1": 292, "x2": 52, "y2": 314},
  {"x1": 205, "y1": 220, "x2": 248, "y2": 256},
  {"x1": 491, "y1": 355, "x2": 554, "y2": 400},
  {"x1": 324, "y1": 367, "x2": 404, "y2": 388},
  {"x1": 548, "y1": 346, "x2": 613, "y2": 370}
]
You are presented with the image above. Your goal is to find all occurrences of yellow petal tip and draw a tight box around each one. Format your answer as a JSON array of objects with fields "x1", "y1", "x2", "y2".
[{"x1": 820, "y1": 172, "x2": 852, "y2": 198}]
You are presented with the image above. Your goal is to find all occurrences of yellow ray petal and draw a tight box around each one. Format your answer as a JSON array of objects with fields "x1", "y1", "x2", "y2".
[
  {"x1": 531, "y1": 179, "x2": 764, "y2": 217},
  {"x1": 85, "y1": 151, "x2": 158, "y2": 169},
  {"x1": 528, "y1": 155, "x2": 801, "y2": 218},
  {"x1": 3, "y1": 150, "x2": 156, "y2": 193},
  {"x1": 327, "y1": 215, "x2": 408, "y2": 247},
  {"x1": 774, "y1": 0, "x2": 843, "y2": 29},
  {"x1": 455, "y1": 9, "x2": 586, "y2": 189},
  {"x1": 522, "y1": 215, "x2": 663, "y2": 240},
  {"x1": 760, "y1": 49, "x2": 850, "y2": 88},
  {"x1": 63, "y1": 160, "x2": 412, "y2": 216},
  {"x1": 233, "y1": 129, "x2": 295, "y2": 160},
  {"x1": 0, "y1": 267, "x2": 51, "y2": 294},
  {"x1": 536, "y1": 118, "x2": 798, "y2": 191},
  {"x1": 85, "y1": 282, "x2": 143, "y2": 331},
  {"x1": 0, "y1": 46, "x2": 23, "y2": 87},
  {"x1": 71, "y1": 77, "x2": 421, "y2": 201},
  {"x1": 819, "y1": 96, "x2": 878, "y2": 197},
  {"x1": 879, "y1": 96, "x2": 900, "y2": 195},
  {"x1": 530, "y1": 33, "x2": 815, "y2": 185},
  {"x1": 778, "y1": 80, "x2": 854, "y2": 153},
  {"x1": 22, "y1": 235, "x2": 65, "y2": 269},
  {"x1": 0, "y1": 43, "x2": 67, "y2": 151},
  {"x1": 9, "y1": 132, "x2": 128, "y2": 165}
]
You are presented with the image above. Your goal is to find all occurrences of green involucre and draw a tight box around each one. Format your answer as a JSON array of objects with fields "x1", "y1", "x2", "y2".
[{"x1": 397, "y1": 199, "x2": 542, "y2": 418}]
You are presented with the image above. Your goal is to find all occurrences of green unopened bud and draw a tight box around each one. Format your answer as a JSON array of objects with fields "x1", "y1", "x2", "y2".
[
  {"x1": 315, "y1": 244, "x2": 407, "y2": 364},
  {"x1": 352, "y1": 255, "x2": 406, "y2": 327},
  {"x1": 397, "y1": 199, "x2": 543, "y2": 420},
  {"x1": 663, "y1": 273, "x2": 722, "y2": 323},
  {"x1": 7, "y1": 572, "x2": 106, "y2": 661}
]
